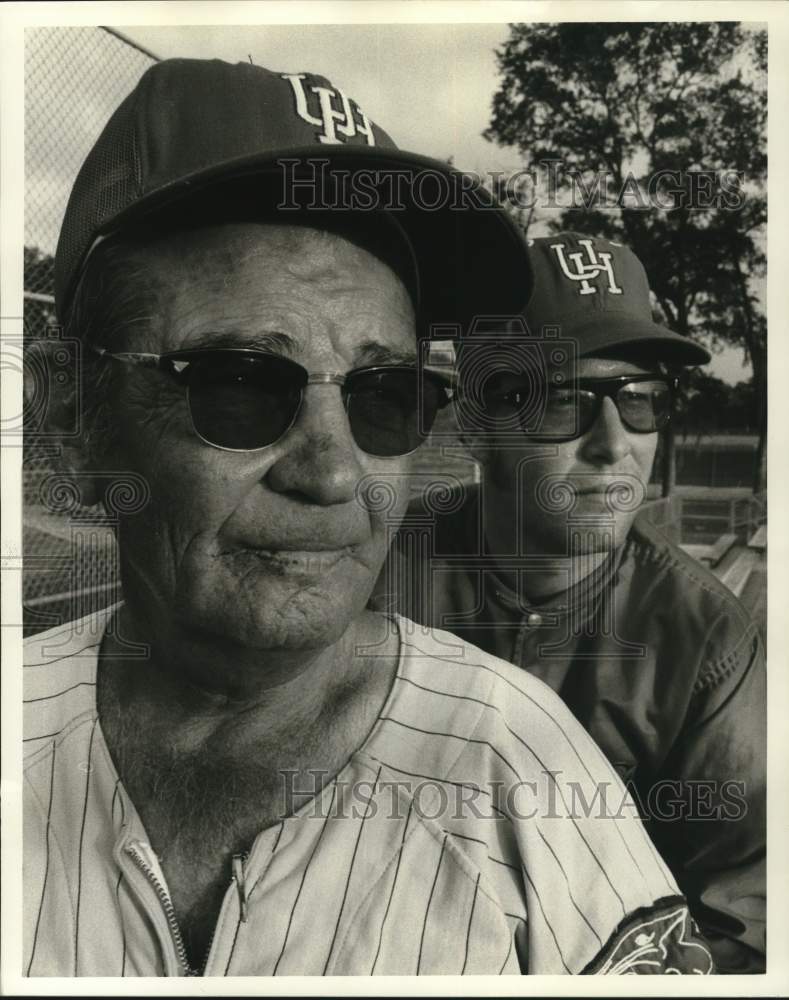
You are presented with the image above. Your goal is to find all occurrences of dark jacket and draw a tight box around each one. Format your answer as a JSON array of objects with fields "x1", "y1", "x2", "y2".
[{"x1": 372, "y1": 484, "x2": 765, "y2": 973}]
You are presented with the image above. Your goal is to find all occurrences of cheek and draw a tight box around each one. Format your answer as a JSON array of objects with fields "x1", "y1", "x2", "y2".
[
  {"x1": 357, "y1": 457, "x2": 413, "y2": 539},
  {"x1": 147, "y1": 447, "x2": 252, "y2": 512},
  {"x1": 633, "y1": 435, "x2": 659, "y2": 479},
  {"x1": 484, "y1": 446, "x2": 577, "y2": 493},
  {"x1": 118, "y1": 440, "x2": 271, "y2": 563}
]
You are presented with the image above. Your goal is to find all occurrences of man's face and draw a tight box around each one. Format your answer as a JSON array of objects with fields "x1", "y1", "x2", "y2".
[
  {"x1": 100, "y1": 223, "x2": 416, "y2": 650},
  {"x1": 480, "y1": 355, "x2": 661, "y2": 556}
]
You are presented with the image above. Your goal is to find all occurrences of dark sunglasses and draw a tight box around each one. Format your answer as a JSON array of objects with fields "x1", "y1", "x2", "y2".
[
  {"x1": 92, "y1": 346, "x2": 454, "y2": 456},
  {"x1": 482, "y1": 374, "x2": 677, "y2": 440}
]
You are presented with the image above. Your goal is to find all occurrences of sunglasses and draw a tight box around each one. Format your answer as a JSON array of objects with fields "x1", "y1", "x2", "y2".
[
  {"x1": 93, "y1": 346, "x2": 454, "y2": 456},
  {"x1": 482, "y1": 374, "x2": 677, "y2": 441}
]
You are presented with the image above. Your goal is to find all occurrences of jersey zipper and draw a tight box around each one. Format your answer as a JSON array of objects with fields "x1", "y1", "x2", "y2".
[
  {"x1": 194, "y1": 852, "x2": 249, "y2": 973},
  {"x1": 125, "y1": 842, "x2": 250, "y2": 976},
  {"x1": 231, "y1": 852, "x2": 249, "y2": 923},
  {"x1": 125, "y1": 842, "x2": 199, "y2": 976}
]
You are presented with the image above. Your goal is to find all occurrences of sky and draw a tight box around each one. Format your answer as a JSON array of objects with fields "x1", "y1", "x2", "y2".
[
  {"x1": 118, "y1": 23, "x2": 526, "y2": 178},
  {"x1": 23, "y1": 22, "x2": 755, "y2": 384}
]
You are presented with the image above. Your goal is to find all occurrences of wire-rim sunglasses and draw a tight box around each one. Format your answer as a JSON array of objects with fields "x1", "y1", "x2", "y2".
[{"x1": 92, "y1": 346, "x2": 455, "y2": 457}]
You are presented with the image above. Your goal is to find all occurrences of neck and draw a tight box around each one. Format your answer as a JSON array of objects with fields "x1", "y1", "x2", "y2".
[
  {"x1": 100, "y1": 600, "x2": 377, "y2": 742},
  {"x1": 96, "y1": 602, "x2": 399, "y2": 887},
  {"x1": 483, "y1": 501, "x2": 608, "y2": 602},
  {"x1": 491, "y1": 548, "x2": 608, "y2": 602}
]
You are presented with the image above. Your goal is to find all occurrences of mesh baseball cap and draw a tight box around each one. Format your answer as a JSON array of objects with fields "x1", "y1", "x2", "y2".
[
  {"x1": 54, "y1": 58, "x2": 532, "y2": 331},
  {"x1": 521, "y1": 233, "x2": 710, "y2": 365}
]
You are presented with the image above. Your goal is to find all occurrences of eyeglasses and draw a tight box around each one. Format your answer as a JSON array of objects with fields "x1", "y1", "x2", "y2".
[
  {"x1": 482, "y1": 374, "x2": 677, "y2": 441},
  {"x1": 92, "y1": 346, "x2": 454, "y2": 456}
]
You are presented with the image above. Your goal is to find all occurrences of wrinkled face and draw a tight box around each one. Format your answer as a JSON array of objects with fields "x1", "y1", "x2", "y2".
[
  {"x1": 480, "y1": 356, "x2": 661, "y2": 555},
  {"x1": 99, "y1": 223, "x2": 417, "y2": 649}
]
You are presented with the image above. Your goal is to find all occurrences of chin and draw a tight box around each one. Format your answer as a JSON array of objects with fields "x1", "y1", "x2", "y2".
[
  {"x1": 563, "y1": 534, "x2": 622, "y2": 557},
  {"x1": 242, "y1": 603, "x2": 354, "y2": 651},
  {"x1": 179, "y1": 569, "x2": 371, "y2": 651},
  {"x1": 524, "y1": 510, "x2": 637, "y2": 558}
]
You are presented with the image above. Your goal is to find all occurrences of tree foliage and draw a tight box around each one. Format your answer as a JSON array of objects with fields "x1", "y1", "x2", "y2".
[
  {"x1": 676, "y1": 371, "x2": 758, "y2": 436},
  {"x1": 24, "y1": 245, "x2": 57, "y2": 339},
  {"x1": 485, "y1": 22, "x2": 767, "y2": 490}
]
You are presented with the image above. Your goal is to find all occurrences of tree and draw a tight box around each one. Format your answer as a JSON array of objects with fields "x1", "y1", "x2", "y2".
[
  {"x1": 24, "y1": 245, "x2": 57, "y2": 339},
  {"x1": 675, "y1": 370, "x2": 758, "y2": 438},
  {"x1": 484, "y1": 22, "x2": 767, "y2": 492}
]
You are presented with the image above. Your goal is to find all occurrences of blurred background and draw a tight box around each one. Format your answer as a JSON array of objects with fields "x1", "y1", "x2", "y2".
[{"x1": 22, "y1": 22, "x2": 766, "y2": 638}]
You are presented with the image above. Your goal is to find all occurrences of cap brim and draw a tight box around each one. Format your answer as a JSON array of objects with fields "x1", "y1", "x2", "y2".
[
  {"x1": 569, "y1": 316, "x2": 711, "y2": 366},
  {"x1": 79, "y1": 146, "x2": 532, "y2": 334}
]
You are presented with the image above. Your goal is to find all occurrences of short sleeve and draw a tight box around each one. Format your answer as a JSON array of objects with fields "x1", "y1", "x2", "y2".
[{"x1": 478, "y1": 670, "x2": 716, "y2": 974}]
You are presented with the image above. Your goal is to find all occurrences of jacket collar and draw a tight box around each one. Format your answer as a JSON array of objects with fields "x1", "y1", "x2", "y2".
[{"x1": 484, "y1": 535, "x2": 630, "y2": 619}]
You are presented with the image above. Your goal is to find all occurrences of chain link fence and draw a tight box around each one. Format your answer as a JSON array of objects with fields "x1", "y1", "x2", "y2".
[
  {"x1": 24, "y1": 27, "x2": 159, "y2": 304},
  {"x1": 23, "y1": 27, "x2": 159, "y2": 633}
]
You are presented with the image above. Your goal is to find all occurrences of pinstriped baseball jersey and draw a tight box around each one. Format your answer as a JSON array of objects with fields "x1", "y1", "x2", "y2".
[{"x1": 24, "y1": 605, "x2": 714, "y2": 976}]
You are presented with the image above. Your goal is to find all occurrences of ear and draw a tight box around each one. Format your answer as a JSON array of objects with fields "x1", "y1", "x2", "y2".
[
  {"x1": 26, "y1": 337, "x2": 104, "y2": 509},
  {"x1": 54, "y1": 443, "x2": 104, "y2": 510}
]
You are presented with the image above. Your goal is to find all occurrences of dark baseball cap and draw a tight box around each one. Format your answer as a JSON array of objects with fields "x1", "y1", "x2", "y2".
[
  {"x1": 54, "y1": 58, "x2": 533, "y2": 331},
  {"x1": 521, "y1": 233, "x2": 710, "y2": 365}
]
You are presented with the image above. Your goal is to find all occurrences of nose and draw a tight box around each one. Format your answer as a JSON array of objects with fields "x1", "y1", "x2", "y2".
[
  {"x1": 265, "y1": 384, "x2": 364, "y2": 505},
  {"x1": 579, "y1": 395, "x2": 634, "y2": 465}
]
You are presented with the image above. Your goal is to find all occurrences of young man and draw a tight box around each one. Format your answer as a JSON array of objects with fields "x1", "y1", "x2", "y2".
[{"x1": 374, "y1": 233, "x2": 766, "y2": 973}]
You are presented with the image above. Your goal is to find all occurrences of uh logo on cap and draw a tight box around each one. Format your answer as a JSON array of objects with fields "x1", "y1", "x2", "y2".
[
  {"x1": 281, "y1": 72, "x2": 376, "y2": 146},
  {"x1": 542, "y1": 237, "x2": 625, "y2": 297}
]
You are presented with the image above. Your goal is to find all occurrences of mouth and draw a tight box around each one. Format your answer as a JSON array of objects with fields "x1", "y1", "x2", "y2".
[
  {"x1": 572, "y1": 478, "x2": 638, "y2": 495},
  {"x1": 228, "y1": 546, "x2": 355, "y2": 576},
  {"x1": 573, "y1": 488, "x2": 614, "y2": 496}
]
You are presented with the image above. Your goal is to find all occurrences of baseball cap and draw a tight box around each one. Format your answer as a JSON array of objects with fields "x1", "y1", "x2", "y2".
[
  {"x1": 521, "y1": 233, "x2": 710, "y2": 365},
  {"x1": 54, "y1": 58, "x2": 532, "y2": 332}
]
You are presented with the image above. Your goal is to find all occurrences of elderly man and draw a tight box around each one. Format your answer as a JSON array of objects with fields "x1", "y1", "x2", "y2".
[
  {"x1": 374, "y1": 233, "x2": 766, "y2": 973},
  {"x1": 24, "y1": 63, "x2": 714, "y2": 977}
]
